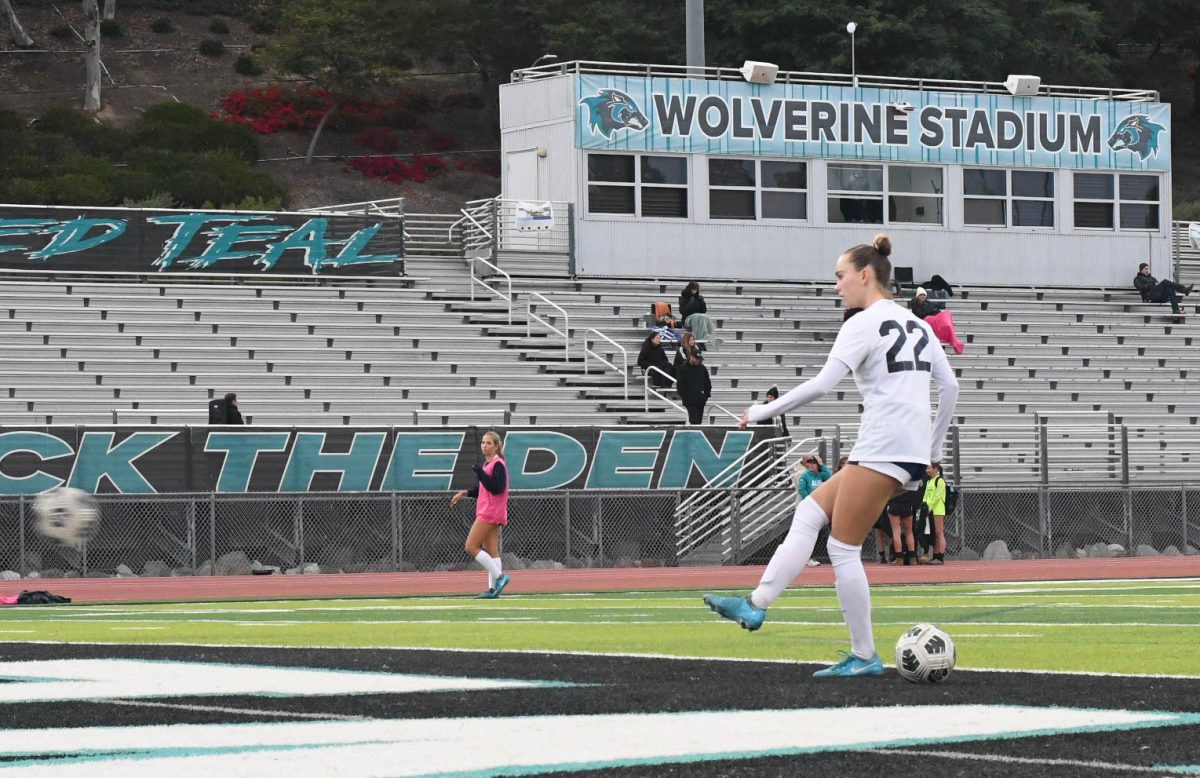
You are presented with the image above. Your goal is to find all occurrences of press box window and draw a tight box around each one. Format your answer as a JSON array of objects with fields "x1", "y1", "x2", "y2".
[
  {"x1": 587, "y1": 153, "x2": 688, "y2": 218},
  {"x1": 964, "y1": 169, "x2": 1054, "y2": 228},
  {"x1": 888, "y1": 166, "x2": 943, "y2": 225},
  {"x1": 828, "y1": 163, "x2": 883, "y2": 224},
  {"x1": 1071, "y1": 173, "x2": 1161, "y2": 231},
  {"x1": 709, "y1": 159, "x2": 807, "y2": 221}
]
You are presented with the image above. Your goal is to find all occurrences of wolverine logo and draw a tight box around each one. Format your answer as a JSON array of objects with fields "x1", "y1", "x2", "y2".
[
  {"x1": 579, "y1": 89, "x2": 649, "y2": 138},
  {"x1": 1107, "y1": 114, "x2": 1165, "y2": 161}
]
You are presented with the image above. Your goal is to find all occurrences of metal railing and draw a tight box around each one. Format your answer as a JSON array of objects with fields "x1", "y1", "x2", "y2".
[
  {"x1": 527, "y1": 292, "x2": 569, "y2": 360},
  {"x1": 454, "y1": 199, "x2": 496, "y2": 259},
  {"x1": 511, "y1": 60, "x2": 1159, "y2": 101},
  {"x1": 583, "y1": 328, "x2": 628, "y2": 400},
  {"x1": 674, "y1": 435, "x2": 815, "y2": 563},
  {"x1": 643, "y1": 365, "x2": 684, "y2": 415},
  {"x1": 300, "y1": 198, "x2": 405, "y2": 218},
  {"x1": 709, "y1": 403, "x2": 743, "y2": 425},
  {"x1": 469, "y1": 255, "x2": 513, "y2": 325}
]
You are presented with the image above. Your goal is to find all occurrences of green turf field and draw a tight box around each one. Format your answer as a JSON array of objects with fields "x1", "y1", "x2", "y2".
[{"x1": 2, "y1": 579, "x2": 1197, "y2": 676}]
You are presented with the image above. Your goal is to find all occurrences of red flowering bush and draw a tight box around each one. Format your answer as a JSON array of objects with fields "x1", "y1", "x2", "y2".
[
  {"x1": 345, "y1": 154, "x2": 446, "y2": 185},
  {"x1": 219, "y1": 85, "x2": 332, "y2": 134}
]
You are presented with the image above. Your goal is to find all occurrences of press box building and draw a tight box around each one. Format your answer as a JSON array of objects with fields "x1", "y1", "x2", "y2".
[{"x1": 499, "y1": 62, "x2": 1171, "y2": 287}]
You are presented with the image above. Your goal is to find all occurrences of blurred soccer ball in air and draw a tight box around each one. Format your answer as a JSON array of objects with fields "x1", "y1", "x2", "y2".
[{"x1": 33, "y1": 487, "x2": 101, "y2": 545}]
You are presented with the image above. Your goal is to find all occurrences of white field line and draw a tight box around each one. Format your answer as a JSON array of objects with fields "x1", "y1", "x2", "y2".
[
  {"x1": 106, "y1": 698, "x2": 369, "y2": 721},
  {"x1": 6, "y1": 639, "x2": 1199, "y2": 680},
  {"x1": 863, "y1": 748, "x2": 1180, "y2": 774}
]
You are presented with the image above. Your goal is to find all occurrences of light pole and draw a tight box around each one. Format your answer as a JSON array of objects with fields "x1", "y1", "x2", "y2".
[
  {"x1": 530, "y1": 53, "x2": 558, "y2": 69},
  {"x1": 846, "y1": 21, "x2": 857, "y2": 87}
]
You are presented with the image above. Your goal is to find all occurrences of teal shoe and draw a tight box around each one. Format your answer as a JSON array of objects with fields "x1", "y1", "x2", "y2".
[
  {"x1": 812, "y1": 650, "x2": 884, "y2": 677},
  {"x1": 474, "y1": 588, "x2": 497, "y2": 599},
  {"x1": 492, "y1": 574, "x2": 511, "y2": 597},
  {"x1": 702, "y1": 594, "x2": 765, "y2": 631}
]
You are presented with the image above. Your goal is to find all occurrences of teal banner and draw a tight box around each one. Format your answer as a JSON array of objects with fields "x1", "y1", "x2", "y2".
[
  {"x1": 577, "y1": 74, "x2": 1171, "y2": 171},
  {"x1": 0, "y1": 426, "x2": 767, "y2": 495}
]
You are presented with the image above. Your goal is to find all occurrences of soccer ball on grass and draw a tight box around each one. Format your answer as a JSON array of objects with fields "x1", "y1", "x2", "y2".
[
  {"x1": 33, "y1": 487, "x2": 101, "y2": 545},
  {"x1": 894, "y1": 623, "x2": 956, "y2": 683}
]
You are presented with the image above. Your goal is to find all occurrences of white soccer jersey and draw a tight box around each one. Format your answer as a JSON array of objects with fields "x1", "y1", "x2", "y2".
[{"x1": 829, "y1": 299, "x2": 951, "y2": 464}]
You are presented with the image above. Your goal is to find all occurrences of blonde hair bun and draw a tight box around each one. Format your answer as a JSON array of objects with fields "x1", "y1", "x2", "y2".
[{"x1": 873, "y1": 234, "x2": 892, "y2": 257}]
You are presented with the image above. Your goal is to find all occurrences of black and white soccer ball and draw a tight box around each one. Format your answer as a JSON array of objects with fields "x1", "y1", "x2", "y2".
[
  {"x1": 33, "y1": 487, "x2": 101, "y2": 545},
  {"x1": 895, "y1": 623, "x2": 956, "y2": 684}
]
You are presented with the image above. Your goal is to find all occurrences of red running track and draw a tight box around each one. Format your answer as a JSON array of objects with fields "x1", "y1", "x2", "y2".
[{"x1": 1, "y1": 556, "x2": 1197, "y2": 604}]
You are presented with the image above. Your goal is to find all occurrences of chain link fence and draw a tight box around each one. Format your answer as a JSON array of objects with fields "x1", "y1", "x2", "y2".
[{"x1": 0, "y1": 486, "x2": 1194, "y2": 578}]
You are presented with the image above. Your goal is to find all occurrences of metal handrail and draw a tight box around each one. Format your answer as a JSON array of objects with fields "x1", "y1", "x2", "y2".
[
  {"x1": 511, "y1": 60, "x2": 1159, "y2": 101},
  {"x1": 643, "y1": 366, "x2": 684, "y2": 415},
  {"x1": 709, "y1": 403, "x2": 743, "y2": 423},
  {"x1": 300, "y1": 197, "x2": 405, "y2": 217},
  {"x1": 469, "y1": 255, "x2": 512, "y2": 325},
  {"x1": 527, "y1": 292, "x2": 569, "y2": 360},
  {"x1": 583, "y1": 328, "x2": 628, "y2": 400}
]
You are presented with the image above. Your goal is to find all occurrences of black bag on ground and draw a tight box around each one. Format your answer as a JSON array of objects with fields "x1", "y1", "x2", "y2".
[
  {"x1": 17, "y1": 590, "x2": 71, "y2": 605},
  {"x1": 208, "y1": 398, "x2": 228, "y2": 424}
]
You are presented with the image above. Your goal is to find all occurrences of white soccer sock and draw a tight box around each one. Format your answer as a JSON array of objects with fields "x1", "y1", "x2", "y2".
[
  {"x1": 474, "y1": 549, "x2": 502, "y2": 586},
  {"x1": 827, "y1": 537, "x2": 875, "y2": 659},
  {"x1": 749, "y1": 498, "x2": 829, "y2": 610}
]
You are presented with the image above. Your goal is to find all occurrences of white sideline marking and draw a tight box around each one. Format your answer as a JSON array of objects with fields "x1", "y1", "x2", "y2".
[
  {"x1": 0, "y1": 705, "x2": 1188, "y2": 776},
  {"x1": 868, "y1": 747, "x2": 1183, "y2": 774}
]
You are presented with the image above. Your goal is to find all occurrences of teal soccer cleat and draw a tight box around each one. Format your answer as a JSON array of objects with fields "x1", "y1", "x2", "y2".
[
  {"x1": 812, "y1": 650, "x2": 884, "y2": 677},
  {"x1": 474, "y1": 588, "x2": 496, "y2": 599},
  {"x1": 702, "y1": 594, "x2": 765, "y2": 631},
  {"x1": 492, "y1": 574, "x2": 511, "y2": 597}
]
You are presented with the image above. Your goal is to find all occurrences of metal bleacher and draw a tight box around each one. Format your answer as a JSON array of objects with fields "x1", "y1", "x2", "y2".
[{"x1": 3, "y1": 222, "x2": 1200, "y2": 484}]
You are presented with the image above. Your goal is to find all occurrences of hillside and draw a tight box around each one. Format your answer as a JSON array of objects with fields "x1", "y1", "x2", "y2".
[{"x1": 0, "y1": 4, "x2": 500, "y2": 213}]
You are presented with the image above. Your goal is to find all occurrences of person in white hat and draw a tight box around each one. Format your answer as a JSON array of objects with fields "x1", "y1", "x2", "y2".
[{"x1": 908, "y1": 287, "x2": 939, "y2": 319}]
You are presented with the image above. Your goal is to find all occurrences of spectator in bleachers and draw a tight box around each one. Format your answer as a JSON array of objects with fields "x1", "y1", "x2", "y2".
[
  {"x1": 225, "y1": 396, "x2": 243, "y2": 425},
  {"x1": 1134, "y1": 263, "x2": 1192, "y2": 322},
  {"x1": 673, "y1": 332, "x2": 698, "y2": 373},
  {"x1": 675, "y1": 346, "x2": 711, "y2": 425},
  {"x1": 679, "y1": 281, "x2": 718, "y2": 348},
  {"x1": 638, "y1": 332, "x2": 674, "y2": 388},
  {"x1": 909, "y1": 288, "x2": 965, "y2": 355},
  {"x1": 796, "y1": 453, "x2": 831, "y2": 499},
  {"x1": 756, "y1": 385, "x2": 789, "y2": 438}
]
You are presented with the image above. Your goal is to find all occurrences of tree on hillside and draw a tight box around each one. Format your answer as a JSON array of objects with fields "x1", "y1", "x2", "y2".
[
  {"x1": 103, "y1": 0, "x2": 116, "y2": 21},
  {"x1": 1, "y1": 0, "x2": 34, "y2": 48},
  {"x1": 269, "y1": 0, "x2": 396, "y2": 163},
  {"x1": 83, "y1": 0, "x2": 102, "y2": 112}
]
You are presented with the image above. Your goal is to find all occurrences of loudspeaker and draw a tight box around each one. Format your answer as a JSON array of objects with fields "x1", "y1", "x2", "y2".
[
  {"x1": 739, "y1": 60, "x2": 779, "y2": 85},
  {"x1": 1004, "y1": 74, "x2": 1041, "y2": 96}
]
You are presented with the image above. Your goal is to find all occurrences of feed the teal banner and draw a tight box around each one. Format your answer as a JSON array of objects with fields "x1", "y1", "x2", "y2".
[{"x1": 576, "y1": 74, "x2": 1170, "y2": 171}]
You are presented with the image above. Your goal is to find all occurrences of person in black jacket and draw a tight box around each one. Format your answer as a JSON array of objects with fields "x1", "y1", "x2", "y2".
[
  {"x1": 224, "y1": 393, "x2": 245, "y2": 425},
  {"x1": 1134, "y1": 263, "x2": 1192, "y2": 321},
  {"x1": 755, "y1": 385, "x2": 789, "y2": 438},
  {"x1": 679, "y1": 281, "x2": 707, "y2": 320},
  {"x1": 637, "y1": 332, "x2": 674, "y2": 388},
  {"x1": 675, "y1": 347, "x2": 711, "y2": 425}
]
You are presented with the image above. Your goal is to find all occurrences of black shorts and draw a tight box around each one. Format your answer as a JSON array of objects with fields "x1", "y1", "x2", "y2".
[
  {"x1": 887, "y1": 488, "x2": 923, "y2": 518},
  {"x1": 873, "y1": 511, "x2": 891, "y2": 532}
]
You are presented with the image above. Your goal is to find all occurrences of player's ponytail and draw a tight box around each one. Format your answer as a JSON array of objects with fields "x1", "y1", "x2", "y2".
[{"x1": 844, "y1": 233, "x2": 893, "y2": 290}]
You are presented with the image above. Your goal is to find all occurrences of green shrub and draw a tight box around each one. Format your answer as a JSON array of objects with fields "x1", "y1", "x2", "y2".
[
  {"x1": 121, "y1": 192, "x2": 177, "y2": 208},
  {"x1": 249, "y1": 17, "x2": 276, "y2": 34},
  {"x1": 233, "y1": 53, "x2": 264, "y2": 77},
  {"x1": 2, "y1": 178, "x2": 52, "y2": 205},
  {"x1": 99, "y1": 19, "x2": 124, "y2": 38},
  {"x1": 209, "y1": 18, "x2": 230, "y2": 34},
  {"x1": 133, "y1": 102, "x2": 259, "y2": 161},
  {"x1": 46, "y1": 173, "x2": 117, "y2": 206},
  {"x1": 150, "y1": 17, "x2": 175, "y2": 33},
  {"x1": 0, "y1": 109, "x2": 23, "y2": 133},
  {"x1": 33, "y1": 107, "x2": 127, "y2": 160},
  {"x1": 5, "y1": 155, "x2": 45, "y2": 178},
  {"x1": 48, "y1": 25, "x2": 73, "y2": 40},
  {"x1": 199, "y1": 39, "x2": 226, "y2": 57}
]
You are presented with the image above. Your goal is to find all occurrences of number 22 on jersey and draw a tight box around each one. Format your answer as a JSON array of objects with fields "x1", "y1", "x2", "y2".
[{"x1": 879, "y1": 320, "x2": 931, "y2": 373}]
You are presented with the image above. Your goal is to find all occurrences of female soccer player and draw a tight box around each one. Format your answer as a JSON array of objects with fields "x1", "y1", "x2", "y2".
[
  {"x1": 451, "y1": 430, "x2": 512, "y2": 599},
  {"x1": 704, "y1": 234, "x2": 959, "y2": 676}
]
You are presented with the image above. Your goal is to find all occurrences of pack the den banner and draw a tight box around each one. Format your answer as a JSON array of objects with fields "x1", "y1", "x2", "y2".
[
  {"x1": 0, "y1": 426, "x2": 776, "y2": 495},
  {"x1": 0, "y1": 205, "x2": 404, "y2": 276}
]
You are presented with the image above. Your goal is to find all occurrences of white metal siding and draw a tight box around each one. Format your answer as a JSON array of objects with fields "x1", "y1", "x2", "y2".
[
  {"x1": 501, "y1": 123, "x2": 576, "y2": 204},
  {"x1": 499, "y1": 75, "x2": 575, "y2": 130}
]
